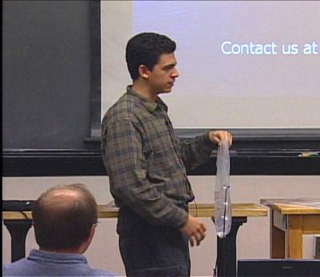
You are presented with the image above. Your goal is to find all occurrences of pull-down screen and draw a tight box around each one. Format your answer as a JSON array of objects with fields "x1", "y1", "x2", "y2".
[{"x1": 102, "y1": 1, "x2": 320, "y2": 129}]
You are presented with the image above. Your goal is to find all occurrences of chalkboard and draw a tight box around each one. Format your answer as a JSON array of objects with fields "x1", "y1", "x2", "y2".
[{"x1": 3, "y1": 1, "x2": 97, "y2": 150}]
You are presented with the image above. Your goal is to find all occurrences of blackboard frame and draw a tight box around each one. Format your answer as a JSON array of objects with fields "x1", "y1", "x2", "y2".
[{"x1": 88, "y1": 0, "x2": 101, "y2": 138}]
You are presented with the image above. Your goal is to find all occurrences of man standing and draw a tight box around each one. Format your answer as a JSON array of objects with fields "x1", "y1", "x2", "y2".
[{"x1": 101, "y1": 32, "x2": 232, "y2": 276}]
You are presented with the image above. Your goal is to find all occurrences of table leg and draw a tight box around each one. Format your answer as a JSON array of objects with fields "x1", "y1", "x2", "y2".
[
  {"x1": 286, "y1": 215, "x2": 303, "y2": 258},
  {"x1": 212, "y1": 217, "x2": 247, "y2": 277},
  {"x1": 4, "y1": 219, "x2": 32, "y2": 262},
  {"x1": 270, "y1": 210, "x2": 285, "y2": 258}
]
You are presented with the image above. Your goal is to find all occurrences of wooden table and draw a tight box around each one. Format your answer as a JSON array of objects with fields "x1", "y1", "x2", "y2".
[
  {"x1": 261, "y1": 198, "x2": 320, "y2": 259},
  {"x1": 3, "y1": 202, "x2": 267, "y2": 277}
]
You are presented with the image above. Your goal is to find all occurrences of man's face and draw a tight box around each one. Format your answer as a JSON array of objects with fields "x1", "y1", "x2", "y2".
[{"x1": 147, "y1": 53, "x2": 179, "y2": 94}]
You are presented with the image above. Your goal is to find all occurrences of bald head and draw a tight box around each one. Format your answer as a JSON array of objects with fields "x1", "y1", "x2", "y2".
[
  {"x1": 32, "y1": 184, "x2": 98, "y2": 251},
  {"x1": 40, "y1": 187, "x2": 84, "y2": 213}
]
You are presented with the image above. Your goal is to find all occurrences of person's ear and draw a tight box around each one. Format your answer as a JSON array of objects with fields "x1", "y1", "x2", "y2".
[
  {"x1": 78, "y1": 224, "x2": 97, "y2": 254},
  {"x1": 138, "y1": 65, "x2": 151, "y2": 79},
  {"x1": 88, "y1": 224, "x2": 96, "y2": 242},
  {"x1": 86, "y1": 224, "x2": 96, "y2": 247}
]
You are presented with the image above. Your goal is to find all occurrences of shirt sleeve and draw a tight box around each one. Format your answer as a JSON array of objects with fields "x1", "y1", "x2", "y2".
[
  {"x1": 179, "y1": 132, "x2": 216, "y2": 172},
  {"x1": 102, "y1": 119, "x2": 188, "y2": 229}
]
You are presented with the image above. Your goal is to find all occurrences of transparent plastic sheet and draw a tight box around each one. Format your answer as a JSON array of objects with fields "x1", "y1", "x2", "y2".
[{"x1": 214, "y1": 140, "x2": 232, "y2": 238}]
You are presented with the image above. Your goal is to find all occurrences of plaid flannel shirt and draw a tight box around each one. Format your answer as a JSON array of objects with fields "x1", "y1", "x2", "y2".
[{"x1": 101, "y1": 86, "x2": 215, "y2": 229}]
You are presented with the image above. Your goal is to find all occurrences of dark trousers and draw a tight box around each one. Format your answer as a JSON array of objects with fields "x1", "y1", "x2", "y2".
[{"x1": 117, "y1": 207, "x2": 190, "y2": 277}]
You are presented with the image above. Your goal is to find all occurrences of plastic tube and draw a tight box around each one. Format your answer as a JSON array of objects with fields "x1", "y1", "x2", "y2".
[{"x1": 214, "y1": 140, "x2": 232, "y2": 238}]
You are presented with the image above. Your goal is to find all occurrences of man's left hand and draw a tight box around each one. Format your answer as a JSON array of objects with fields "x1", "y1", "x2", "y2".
[{"x1": 209, "y1": 130, "x2": 233, "y2": 147}]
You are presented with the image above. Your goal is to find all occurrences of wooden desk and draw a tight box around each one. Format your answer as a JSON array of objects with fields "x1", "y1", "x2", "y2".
[
  {"x1": 96, "y1": 202, "x2": 268, "y2": 218},
  {"x1": 261, "y1": 198, "x2": 320, "y2": 259},
  {"x1": 3, "y1": 203, "x2": 267, "y2": 277}
]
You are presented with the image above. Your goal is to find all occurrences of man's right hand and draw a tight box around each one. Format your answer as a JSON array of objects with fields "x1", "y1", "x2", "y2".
[{"x1": 180, "y1": 215, "x2": 207, "y2": 246}]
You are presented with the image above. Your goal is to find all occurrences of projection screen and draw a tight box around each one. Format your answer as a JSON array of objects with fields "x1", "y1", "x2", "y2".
[{"x1": 101, "y1": 1, "x2": 320, "y2": 130}]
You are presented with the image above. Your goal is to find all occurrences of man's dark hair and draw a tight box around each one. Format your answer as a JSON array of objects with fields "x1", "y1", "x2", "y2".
[
  {"x1": 126, "y1": 32, "x2": 176, "y2": 81},
  {"x1": 32, "y1": 184, "x2": 98, "y2": 250}
]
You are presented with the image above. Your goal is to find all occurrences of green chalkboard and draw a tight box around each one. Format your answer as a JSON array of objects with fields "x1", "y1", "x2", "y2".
[{"x1": 2, "y1": 1, "x2": 98, "y2": 150}]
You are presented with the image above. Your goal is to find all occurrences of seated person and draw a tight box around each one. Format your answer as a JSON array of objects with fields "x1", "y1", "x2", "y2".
[{"x1": 3, "y1": 183, "x2": 117, "y2": 276}]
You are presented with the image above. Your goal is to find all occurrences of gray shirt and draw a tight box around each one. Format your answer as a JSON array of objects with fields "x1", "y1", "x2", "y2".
[{"x1": 3, "y1": 249, "x2": 117, "y2": 276}]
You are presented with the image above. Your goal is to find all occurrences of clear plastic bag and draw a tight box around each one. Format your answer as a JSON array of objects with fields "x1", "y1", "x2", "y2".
[{"x1": 214, "y1": 140, "x2": 232, "y2": 238}]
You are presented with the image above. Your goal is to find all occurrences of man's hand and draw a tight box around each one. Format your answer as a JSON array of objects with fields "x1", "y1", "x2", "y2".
[
  {"x1": 209, "y1": 130, "x2": 233, "y2": 146},
  {"x1": 180, "y1": 215, "x2": 207, "y2": 247}
]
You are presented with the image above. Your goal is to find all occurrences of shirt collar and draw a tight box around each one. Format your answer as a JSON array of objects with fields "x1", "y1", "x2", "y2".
[
  {"x1": 28, "y1": 249, "x2": 87, "y2": 264},
  {"x1": 127, "y1": 86, "x2": 168, "y2": 113}
]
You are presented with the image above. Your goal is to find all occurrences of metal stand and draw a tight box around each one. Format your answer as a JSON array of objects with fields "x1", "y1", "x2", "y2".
[
  {"x1": 213, "y1": 217, "x2": 247, "y2": 277},
  {"x1": 4, "y1": 219, "x2": 33, "y2": 262}
]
